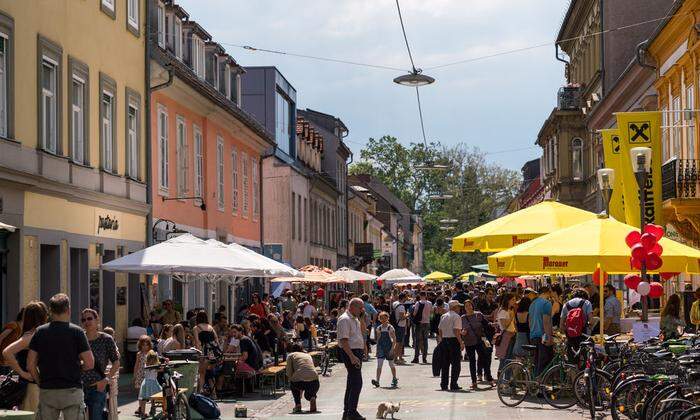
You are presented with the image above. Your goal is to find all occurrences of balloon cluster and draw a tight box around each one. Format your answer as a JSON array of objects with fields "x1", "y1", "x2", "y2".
[
  {"x1": 625, "y1": 224, "x2": 664, "y2": 271},
  {"x1": 624, "y1": 224, "x2": 666, "y2": 299}
]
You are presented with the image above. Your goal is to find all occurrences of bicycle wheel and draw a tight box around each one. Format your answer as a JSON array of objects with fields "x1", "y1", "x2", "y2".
[
  {"x1": 174, "y1": 393, "x2": 191, "y2": 420},
  {"x1": 541, "y1": 363, "x2": 578, "y2": 409},
  {"x1": 678, "y1": 406, "x2": 700, "y2": 420},
  {"x1": 641, "y1": 383, "x2": 677, "y2": 420},
  {"x1": 574, "y1": 369, "x2": 612, "y2": 412},
  {"x1": 497, "y1": 361, "x2": 530, "y2": 407},
  {"x1": 652, "y1": 400, "x2": 696, "y2": 420},
  {"x1": 610, "y1": 377, "x2": 655, "y2": 420}
]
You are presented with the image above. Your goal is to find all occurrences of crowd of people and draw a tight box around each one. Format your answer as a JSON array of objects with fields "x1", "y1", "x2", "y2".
[{"x1": 0, "y1": 278, "x2": 644, "y2": 420}]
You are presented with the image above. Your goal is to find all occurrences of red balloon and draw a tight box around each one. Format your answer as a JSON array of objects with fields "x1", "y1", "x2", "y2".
[
  {"x1": 631, "y1": 256, "x2": 644, "y2": 270},
  {"x1": 626, "y1": 231, "x2": 642, "y2": 248},
  {"x1": 644, "y1": 224, "x2": 664, "y2": 241},
  {"x1": 648, "y1": 282, "x2": 664, "y2": 298},
  {"x1": 641, "y1": 233, "x2": 658, "y2": 250},
  {"x1": 631, "y1": 243, "x2": 647, "y2": 260},
  {"x1": 646, "y1": 252, "x2": 663, "y2": 271},
  {"x1": 660, "y1": 272, "x2": 679, "y2": 280},
  {"x1": 624, "y1": 274, "x2": 641, "y2": 290},
  {"x1": 651, "y1": 243, "x2": 663, "y2": 256}
]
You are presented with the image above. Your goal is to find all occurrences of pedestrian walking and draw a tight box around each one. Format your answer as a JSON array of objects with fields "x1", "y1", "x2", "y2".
[
  {"x1": 437, "y1": 300, "x2": 464, "y2": 391},
  {"x1": 337, "y1": 297, "x2": 366, "y2": 420},
  {"x1": 495, "y1": 293, "x2": 516, "y2": 374},
  {"x1": 80, "y1": 308, "x2": 120, "y2": 420},
  {"x1": 529, "y1": 286, "x2": 554, "y2": 376},
  {"x1": 461, "y1": 299, "x2": 493, "y2": 388},
  {"x1": 27, "y1": 293, "x2": 95, "y2": 420},
  {"x1": 371, "y1": 312, "x2": 398, "y2": 389},
  {"x1": 391, "y1": 292, "x2": 408, "y2": 364},
  {"x1": 286, "y1": 343, "x2": 319, "y2": 414},
  {"x1": 411, "y1": 291, "x2": 432, "y2": 364},
  {"x1": 2, "y1": 301, "x2": 48, "y2": 412},
  {"x1": 559, "y1": 288, "x2": 592, "y2": 363}
]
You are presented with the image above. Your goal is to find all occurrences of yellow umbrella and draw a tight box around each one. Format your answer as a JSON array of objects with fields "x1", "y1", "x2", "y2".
[
  {"x1": 459, "y1": 272, "x2": 479, "y2": 280},
  {"x1": 452, "y1": 200, "x2": 597, "y2": 252},
  {"x1": 488, "y1": 214, "x2": 700, "y2": 276},
  {"x1": 423, "y1": 271, "x2": 453, "y2": 282}
]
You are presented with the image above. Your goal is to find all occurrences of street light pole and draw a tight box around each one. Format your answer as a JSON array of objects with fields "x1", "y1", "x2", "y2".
[
  {"x1": 631, "y1": 147, "x2": 652, "y2": 322},
  {"x1": 597, "y1": 168, "x2": 614, "y2": 337}
]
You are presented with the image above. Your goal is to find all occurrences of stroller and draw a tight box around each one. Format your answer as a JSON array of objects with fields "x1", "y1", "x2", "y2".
[{"x1": 0, "y1": 371, "x2": 27, "y2": 409}]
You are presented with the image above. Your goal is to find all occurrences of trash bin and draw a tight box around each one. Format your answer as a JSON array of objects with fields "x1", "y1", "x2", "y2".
[{"x1": 164, "y1": 349, "x2": 201, "y2": 362}]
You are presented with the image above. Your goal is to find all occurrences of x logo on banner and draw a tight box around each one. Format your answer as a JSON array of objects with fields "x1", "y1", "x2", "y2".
[{"x1": 629, "y1": 122, "x2": 650, "y2": 143}]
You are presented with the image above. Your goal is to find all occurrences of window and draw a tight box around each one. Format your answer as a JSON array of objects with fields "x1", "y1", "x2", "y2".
[
  {"x1": 101, "y1": 0, "x2": 116, "y2": 18},
  {"x1": 99, "y1": 74, "x2": 116, "y2": 172},
  {"x1": 303, "y1": 197, "x2": 307, "y2": 242},
  {"x1": 176, "y1": 116, "x2": 187, "y2": 195},
  {"x1": 41, "y1": 59, "x2": 58, "y2": 153},
  {"x1": 193, "y1": 126, "x2": 203, "y2": 200},
  {"x1": 125, "y1": 88, "x2": 140, "y2": 179},
  {"x1": 127, "y1": 0, "x2": 139, "y2": 36},
  {"x1": 127, "y1": 104, "x2": 138, "y2": 177},
  {"x1": 69, "y1": 57, "x2": 88, "y2": 165},
  {"x1": 662, "y1": 105, "x2": 669, "y2": 161},
  {"x1": 242, "y1": 152, "x2": 249, "y2": 216},
  {"x1": 174, "y1": 19, "x2": 182, "y2": 59},
  {"x1": 216, "y1": 138, "x2": 224, "y2": 210},
  {"x1": 156, "y1": 1, "x2": 165, "y2": 48},
  {"x1": 0, "y1": 23, "x2": 11, "y2": 139},
  {"x1": 230, "y1": 71, "x2": 238, "y2": 104},
  {"x1": 157, "y1": 105, "x2": 168, "y2": 191},
  {"x1": 571, "y1": 138, "x2": 583, "y2": 181},
  {"x1": 297, "y1": 194, "x2": 302, "y2": 240},
  {"x1": 252, "y1": 157, "x2": 259, "y2": 219},
  {"x1": 192, "y1": 36, "x2": 205, "y2": 78},
  {"x1": 275, "y1": 91, "x2": 292, "y2": 155},
  {"x1": 291, "y1": 192, "x2": 296, "y2": 240},
  {"x1": 218, "y1": 58, "x2": 226, "y2": 95},
  {"x1": 672, "y1": 96, "x2": 681, "y2": 159},
  {"x1": 231, "y1": 148, "x2": 238, "y2": 213},
  {"x1": 686, "y1": 85, "x2": 695, "y2": 160}
]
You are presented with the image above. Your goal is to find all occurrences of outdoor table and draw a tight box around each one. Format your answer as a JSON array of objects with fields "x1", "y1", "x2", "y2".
[{"x1": 0, "y1": 410, "x2": 34, "y2": 420}]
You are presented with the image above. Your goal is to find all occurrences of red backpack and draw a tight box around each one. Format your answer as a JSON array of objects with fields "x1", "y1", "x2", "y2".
[{"x1": 565, "y1": 300, "x2": 587, "y2": 338}]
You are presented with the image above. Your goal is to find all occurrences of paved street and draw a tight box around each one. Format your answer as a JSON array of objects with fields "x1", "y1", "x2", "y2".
[{"x1": 119, "y1": 339, "x2": 589, "y2": 419}]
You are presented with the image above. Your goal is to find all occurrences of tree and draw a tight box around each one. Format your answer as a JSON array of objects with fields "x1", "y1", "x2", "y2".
[{"x1": 350, "y1": 137, "x2": 520, "y2": 275}]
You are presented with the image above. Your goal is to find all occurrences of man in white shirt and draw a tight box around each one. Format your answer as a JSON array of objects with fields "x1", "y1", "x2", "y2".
[
  {"x1": 337, "y1": 298, "x2": 367, "y2": 420},
  {"x1": 392, "y1": 292, "x2": 408, "y2": 364},
  {"x1": 437, "y1": 300, "x2": 465, "y2": 391},
  {"x1": 302, "y1": 301, "x2": 317, "y2": 319},
  {"x1": 126, "y1": 318, "x2": 147, "y2": 372},
  {"x1": 411, "y1": 291, "x2": 432, "y2": 364}
]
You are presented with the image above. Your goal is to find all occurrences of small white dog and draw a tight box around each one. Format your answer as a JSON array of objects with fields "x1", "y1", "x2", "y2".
[{"x1": 376, "y1": 401, "x2": 400, "y2": 419}]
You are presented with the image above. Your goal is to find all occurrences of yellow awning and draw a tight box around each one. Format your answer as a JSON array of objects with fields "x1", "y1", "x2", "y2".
[
  {"x1": 423, "y1": 271, "x2": 453, "y2": 282},
  {"x1": 452, "y1": 200, "x2": 597, "y2": 253},
  {"x1": 488, "y1": 215, "x2": 700, "y2": 275}
]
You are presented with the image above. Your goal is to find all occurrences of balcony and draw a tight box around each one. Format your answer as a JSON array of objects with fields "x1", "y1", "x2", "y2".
[{"x1": 661, "y1": 158, "x2": 700, "y2": 244}]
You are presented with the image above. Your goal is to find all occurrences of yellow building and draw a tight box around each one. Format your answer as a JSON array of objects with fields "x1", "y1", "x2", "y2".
[
  {"x1": 0, "y1": 0, "x2": 148, "y2": 346},
  {"x1": 648, "y1": 0, "x2": 700, "y2": 244}
]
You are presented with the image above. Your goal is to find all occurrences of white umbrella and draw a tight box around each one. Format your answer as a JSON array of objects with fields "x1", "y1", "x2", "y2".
[
  {"x1": 333, "y1": 267, "x2": 377, "y2": 283},
  {"x1": 0, "y1": 221, "x2": 16, "y2": 232},
  {"x1": 101, "y1": 234, "x2": 301, "y2": 280},
  {"x1": 379, "y1": 268, "x2": 422, "y2": 284}
]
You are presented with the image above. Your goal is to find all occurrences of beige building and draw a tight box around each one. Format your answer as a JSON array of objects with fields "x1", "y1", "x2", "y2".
[{"x1": 0, "y1": 0, "x2": 148, "y2": 345}]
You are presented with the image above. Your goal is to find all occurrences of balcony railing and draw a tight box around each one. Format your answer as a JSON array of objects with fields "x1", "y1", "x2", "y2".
[{"x1": 662, "y1": 158, "x2": 700, "y2": 200}]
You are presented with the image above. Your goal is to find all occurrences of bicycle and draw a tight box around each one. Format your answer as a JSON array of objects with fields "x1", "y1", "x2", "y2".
[
  {"x1": 316, "y1": 328, "x2": 335, "y2": 377},
  {"x1": 497, "y1": 339, "x2": 578, "y2": 409},
  {"x1": 572, "y1": 334, "x2": 613, "y2": 419},
  {"x1": 146, "y1": 360, "x2": 191, "y2": 420}
]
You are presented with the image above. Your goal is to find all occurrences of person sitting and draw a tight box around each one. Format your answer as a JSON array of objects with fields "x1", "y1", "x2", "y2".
[
  {"x1": 286, "y1": 343, "x2": 319, "y2": 414},
  {"x1": 230, "y1": 324, "x2": 263, "y2": 374}
]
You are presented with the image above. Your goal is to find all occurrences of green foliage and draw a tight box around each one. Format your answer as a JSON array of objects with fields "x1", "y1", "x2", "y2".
[{"x1": 349, "y1": 136, "x2": 521, "y2": 275}]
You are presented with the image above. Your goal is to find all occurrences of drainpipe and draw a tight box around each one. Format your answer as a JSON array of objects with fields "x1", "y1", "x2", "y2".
[
  {"x1": 260, "y1": 146, "x2": 278, "y2": 254},
  {"x1": 145, "y1": 0, "x2": 153, "y2": 247},
  {"x1": 600, "y1": 0, "x2": 605, "y2": 95},
  {"x1": 151, "y1": 66, "x2": 173, "y2": 92}
]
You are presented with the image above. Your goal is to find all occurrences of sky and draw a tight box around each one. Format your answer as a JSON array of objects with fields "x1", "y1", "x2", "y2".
[{"x1": 177, "y1": 0, "x2": 570, "y2": 171}]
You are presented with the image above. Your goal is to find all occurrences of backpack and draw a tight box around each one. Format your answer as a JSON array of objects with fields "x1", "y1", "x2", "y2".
[
  {"x1": 188, "y1": 393, "x2": 220, "y2": 419},
  {"x1": 413, "y1": 302, "x2": 426, "y2": 324},
  {"x1": 389, "y1": 302, "x2": 399, "y2": 327},
  {"x1": 565, "y1": 300, "x2": 587, "y2": 338}
]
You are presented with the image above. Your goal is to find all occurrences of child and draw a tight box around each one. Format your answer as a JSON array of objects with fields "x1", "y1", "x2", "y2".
[
  {"x1": 133, "y1": 336, "x2": 153, "y2": 417},
  {"x1": 372, "y1": 312, "x2": 398, "y2": 388},
  {"x1": 137, "y1": 350, "x2": 162, "y2": 418}
]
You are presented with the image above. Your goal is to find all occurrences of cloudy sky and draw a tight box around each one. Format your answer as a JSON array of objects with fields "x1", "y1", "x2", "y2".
[{"x1": 178, "y1": 0, "x2": 570, "y2": 170}]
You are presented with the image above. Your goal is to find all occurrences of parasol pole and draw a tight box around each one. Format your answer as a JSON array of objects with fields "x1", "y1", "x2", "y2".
[{"x1": 598, "y1": 263, "x2": 605, "y2": 338}]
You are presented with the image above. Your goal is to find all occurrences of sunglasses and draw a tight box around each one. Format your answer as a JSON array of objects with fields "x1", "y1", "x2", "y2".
[{"x1": 81, "y1": 317, "x2": 95, "y2": 323}]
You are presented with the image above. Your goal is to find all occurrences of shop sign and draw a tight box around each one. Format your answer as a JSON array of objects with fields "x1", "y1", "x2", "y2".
[{"x1": 97, "y1": 215, "x2": 119, "y2": 233}]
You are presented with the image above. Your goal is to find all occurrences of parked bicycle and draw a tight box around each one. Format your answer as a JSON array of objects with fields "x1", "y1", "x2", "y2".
[{"x1": 146, "y1": 360, "x2": 191, "y2": 420}]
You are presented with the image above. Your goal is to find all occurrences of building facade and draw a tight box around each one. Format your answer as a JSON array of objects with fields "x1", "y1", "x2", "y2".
[
  {"x1": 0, "y1": 0, "x2": 148, "y2": 345},
  {"x1": 149, "y1": 1, "x2": 273, "y2": 315}
]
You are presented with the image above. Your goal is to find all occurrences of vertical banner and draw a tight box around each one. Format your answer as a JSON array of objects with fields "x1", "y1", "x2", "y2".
[
  {"x1": 615, "y1": 112, "x2": 663, "y2": 227},
  {"x1": 600, "y1": 129, "x2": 626, "y2": 222}
]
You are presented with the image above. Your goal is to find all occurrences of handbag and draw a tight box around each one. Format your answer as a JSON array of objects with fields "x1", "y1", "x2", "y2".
[{"x1": 465, "y1": 314, "x2": 487, "y2": 350}]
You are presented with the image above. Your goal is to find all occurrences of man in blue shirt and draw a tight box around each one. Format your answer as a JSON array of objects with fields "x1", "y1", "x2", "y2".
[{"x1": 529, "y1": 285, "x2": 554, "y2": 376}]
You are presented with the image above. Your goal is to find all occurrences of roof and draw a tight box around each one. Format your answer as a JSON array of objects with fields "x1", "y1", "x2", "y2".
[
  {"x1": 183, "y1": 20, "x2": 211, "y2": 41},
  {"x1": 348, "y1": 174, "x2": 412, "y2": 237},
  {"x1": 151, "y1": 48, "x2": 274, "y2": 147}
]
